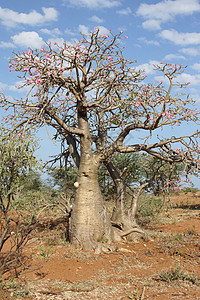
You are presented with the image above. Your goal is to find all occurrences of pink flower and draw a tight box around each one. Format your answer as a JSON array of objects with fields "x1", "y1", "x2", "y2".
[
  {"x1": 124, "y1": 35, "x2": 128, "y2": 39},
  {"x1": 36, "y1": 78, "x2": 42, "y2": 84},
  {"x1": 108, "y1": 56, "x2": 113, "y2": 61},
  {"x1": 168, "y1": 113, "x2": 173, "y2": 118},
  {"x1": 27, "y1": 50, "x2": 33, "y2": 56}
]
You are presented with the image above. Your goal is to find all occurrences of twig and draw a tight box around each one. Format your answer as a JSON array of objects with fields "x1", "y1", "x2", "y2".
[{"x1": 140, "y1": 286, "x2": 145, "y2": 300}]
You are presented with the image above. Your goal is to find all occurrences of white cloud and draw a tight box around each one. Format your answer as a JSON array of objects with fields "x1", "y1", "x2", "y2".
[
  {"x1": 137, "y1": 0, "x2": 200, "y2": 30},
  {"x1": 78, "y1": 25, "x2": 89, "y2": 35},
  {"x1": 78, "y1": 24, "x2": 109, "y2": 36},
  {"x1": 95, "y1": 26, "x2": 109, "y2": 35},
  {"x1": 189, "y1": 87, "x2": 200, "y2": 102},
  {"x1": 160, "y1": 29, "x2": 200, "y2": 46},
  {"x1": 89, "y1": 15, "x2": 103, "y2": 23},
  {"x1": 0, "y1": 41, "x2": 15, "y2": 48},
  {"x1": 138, "y1": 37, "x2": 159, "y2": 46},
  {"x1": 0, "y1": 82, "x2": 8, "y2": 89},
  {"x1": 117, "y1": 7, "x2": 132, "y2": 15},
  {"x1": 65, "y1": 28, "x2": 77, "y2": 36},
  {"x1": 65, "y1": 0, "x2": 120, "y2": 8},
  {"x1": 191, "y1": 63, "x2": 200, "y2": 72},
  {"x1": 163, "y1": 54, "x2": 185, "y2": 61},
  {"x1": 11, "y1": 31, "x2": 44, "y2": 49},
  {"x1": 180, "y1": 47, "x2": 200, "y2": 56},
  {"x1": 141, "y1": 19, "x2": 161, "y2": 31},
  {"x1": 47, "y1": 37, "x2": 65, "y2": 48},
  {"x1": 42, "y1": 7, "x2": 58, "y2": 21},
  {"x1": 40, "y1": 28, "x2": 62, "y2": 36},
  {"x1": 136, "y1": 60, "x2": 160, "y2": 75},
  {"x1": 176, "y1": 72, "x2": 200, "y2": 86},
  {"x1": 0, "y1": 7, "x2": 58, "y2": 27},
  {"x1": 1, "y1": 80, "x2": 31, "y2": 94}
]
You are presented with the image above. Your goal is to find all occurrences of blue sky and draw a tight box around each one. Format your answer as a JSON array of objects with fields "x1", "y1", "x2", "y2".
[{"x1": 0, "y1": 0, "x2": 200, "y2": 185}]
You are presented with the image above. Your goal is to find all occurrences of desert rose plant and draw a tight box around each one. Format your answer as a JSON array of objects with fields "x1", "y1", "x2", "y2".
[{"x1": 0, "y1": 29, "x2": 199, "y2": 251}]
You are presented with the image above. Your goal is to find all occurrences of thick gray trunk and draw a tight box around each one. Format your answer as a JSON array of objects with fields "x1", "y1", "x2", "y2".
[
  {"x1": 69, "y1": 108, "x2": 113, "y2": 250},
  {"x1": 70, "y1": 155, "x2": 113, "y2": 249}
]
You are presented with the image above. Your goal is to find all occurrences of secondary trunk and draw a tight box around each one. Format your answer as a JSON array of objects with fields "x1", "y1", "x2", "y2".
[{"x1": 105, "y1": 160, "x2": 148, "y2": 241}]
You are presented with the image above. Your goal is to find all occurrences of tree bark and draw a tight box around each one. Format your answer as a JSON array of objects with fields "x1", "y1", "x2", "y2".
[
  {"x1": 69, "y1": 108, "x2": 113, "y2": 250},
  {"x1": 104, "y1": 160, "x2": 149, "y2": 241}
]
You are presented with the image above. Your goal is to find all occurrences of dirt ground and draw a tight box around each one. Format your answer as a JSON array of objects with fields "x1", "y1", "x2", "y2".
[{"x1": 1, "y1": 192, "x2": 200, "y2": 299}]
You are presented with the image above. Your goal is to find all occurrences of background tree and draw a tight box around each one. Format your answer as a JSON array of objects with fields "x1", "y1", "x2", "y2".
[
  {"x1": 47, "y1": 165, "x2": 77, "y2": 194},
  {"x1": 99, "y1": 152, "x2": 185, "y2": 200},
  {"x1": 0, "y1": 128, "x2": 39, "y2": 274},
  {"x1": 0, "y1": 29, "x2": 199, "y2": 251},
  {"x1": 19, "y1": 171, "x2": 44, "y2": 191}
]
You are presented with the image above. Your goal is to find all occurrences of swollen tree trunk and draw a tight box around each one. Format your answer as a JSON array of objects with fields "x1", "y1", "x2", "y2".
[
  {"x1": 69, "y1": 107, "x2": 113, "y2": 250},
  {"x1": 69, "y1": 154, "x2": 113, "y2": 249}
]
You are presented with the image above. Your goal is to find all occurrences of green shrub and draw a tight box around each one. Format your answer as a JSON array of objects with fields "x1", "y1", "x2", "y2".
[{"x1": 136, "y1": 194, "x2": 163, "y2": 224}]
